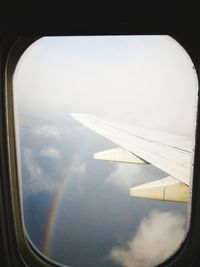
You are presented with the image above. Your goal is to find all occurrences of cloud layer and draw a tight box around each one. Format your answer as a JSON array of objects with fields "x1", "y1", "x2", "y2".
[{"x1": 110, "y1": 210, "x2": 186, "y2": 267}]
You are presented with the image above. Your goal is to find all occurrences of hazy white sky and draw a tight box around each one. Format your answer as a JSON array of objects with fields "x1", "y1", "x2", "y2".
[{"x1": 13, "y1": 35, "x2": 198, "y2": 136}]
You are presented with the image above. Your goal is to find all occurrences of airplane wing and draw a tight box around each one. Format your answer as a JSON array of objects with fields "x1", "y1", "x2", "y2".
[{"x1": 70, "y1": 113, "x2": 194, "y2": 203}]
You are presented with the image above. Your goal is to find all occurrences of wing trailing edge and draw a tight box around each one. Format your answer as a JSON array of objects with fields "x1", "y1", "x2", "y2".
[
  {"x1": 130, "y1": 176, "x2": 188, "y2": 203},
  {"x1": 94, "y1": 147, "x2": 147, "y2": 164}
]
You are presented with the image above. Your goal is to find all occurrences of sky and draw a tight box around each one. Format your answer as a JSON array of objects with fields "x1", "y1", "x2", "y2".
[
  {"x1": 13, "y1": 35, "x2": 198, "y2": 136},
  {"x1": 20, "y1": 116, "x2": 188, "y2": 267},
  {"x1": 12, "y1": 36, "x2": 198, "y2": 267}
]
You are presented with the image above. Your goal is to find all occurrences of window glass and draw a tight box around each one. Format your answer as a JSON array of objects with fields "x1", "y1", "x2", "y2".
[{"x1": 13, "y1": 36, "x2": 198, "y2": 267}]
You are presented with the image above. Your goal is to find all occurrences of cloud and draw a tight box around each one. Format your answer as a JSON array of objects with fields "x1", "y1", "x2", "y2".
[
  {"x1": 106, "y1": 164, "x2": 166, "y2": 191},
  {"x1": 23, "y1": 148, "x2": 57, "y2": 195},
  {"x1": 73, "y1": 162, "x2": 88, "y2": 194},
  {"x1": 22, "y1": 148, "x2": 88, "y2": 196},
  {"x1": 109, "y1": 210, "x2": 186, "y2": 267},
  {"x1": 63, "y1": 161, "x2": 88, "y2": 195},
  {"x1": 34, "y1": 125, "x2": 60, "y2": 137},
  {"x1": 40, "y1": 147, "x2": 60, "y2": 159},
  {"x1": 106, "y1": 164, "x2": 143, "y2": 191}
]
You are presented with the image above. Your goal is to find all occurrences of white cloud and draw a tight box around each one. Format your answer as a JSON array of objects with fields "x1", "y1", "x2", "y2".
[
  {"x1": 23, "y1": 148, "x2": 57, "y2": 195},
  {"x1": 22, "y1": 148, "x2": 88, "y2": 196},
  {"x1": 34, "y1": 125, "x2": 60, "y2": 137},
  {"x1": 74, "y1": 162, "x2": 87, "y2": 194},
  {"x1": 106, "y1": 164, "x2": 166, "y2": 191},
  {"x1": 110, "y1": 210, "x2": 186, "y2": 267},
  {"x1": 63, "y1": 161, "x2": 88, "y2": 195},
  {"x1": 40, "y1": 147, "x2": 60, "y2": 159},
  {"x1": 106, "y1": 164, "x2": 144, "y2": 191}
]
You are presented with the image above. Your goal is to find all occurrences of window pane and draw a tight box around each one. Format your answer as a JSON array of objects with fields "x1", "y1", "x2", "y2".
[{"x1": 13, "y1": 36, "x2": 198, "y2": 267}]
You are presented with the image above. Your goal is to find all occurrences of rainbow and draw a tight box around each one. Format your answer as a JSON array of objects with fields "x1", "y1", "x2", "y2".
[{"x1": 42, "y1": 150, "x2": 83, "y2": 256}]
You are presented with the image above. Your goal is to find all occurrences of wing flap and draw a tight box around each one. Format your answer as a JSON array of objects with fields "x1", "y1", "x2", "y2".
[
  {"x1": 130, "y1": 176, "x2": 189, "y2": 203},
  {"x1": 94, "y1": 147, "x2": 147, "y2": 164}
]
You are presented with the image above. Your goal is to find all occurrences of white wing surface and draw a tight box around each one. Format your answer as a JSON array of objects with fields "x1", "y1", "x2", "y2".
[{"x1": 70, "y1": 113, "x2": 194, "y2": 202}]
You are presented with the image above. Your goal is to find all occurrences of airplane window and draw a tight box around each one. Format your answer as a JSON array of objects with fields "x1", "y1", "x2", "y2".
[{"x1": 13, "y1": 36, "x2": 198, "y2": 267}]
